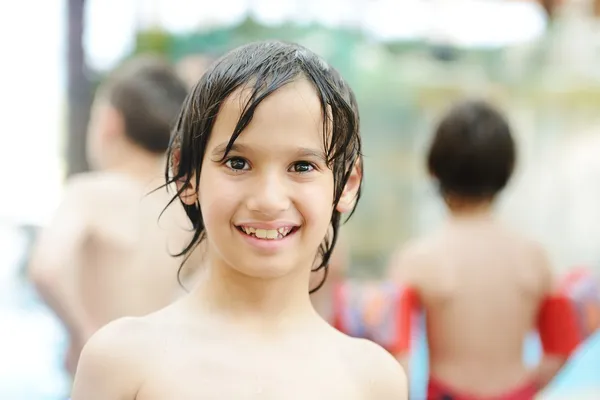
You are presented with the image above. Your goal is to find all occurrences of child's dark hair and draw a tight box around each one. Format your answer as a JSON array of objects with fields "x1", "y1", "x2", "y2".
[
  {"x1": 427, "y1": 100, "x2": 515, "y2": 200},
  {"x1": 97, "y1": 55, "x2": 189, "y2": 154},
  {"x1": 164, "y1": 41, "x2": 362, "y2": 293}
]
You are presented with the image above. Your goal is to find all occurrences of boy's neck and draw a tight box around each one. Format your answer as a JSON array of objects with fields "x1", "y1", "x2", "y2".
[
  {"x1": 445, "y1": 196, "x2": 494, "y2": 219},
  {"x1": 190, "y1": 259, "x2": 318, "y2": 331},
  {"x1": 103, "y1": 145, "x2": 165, "y2": 182}
]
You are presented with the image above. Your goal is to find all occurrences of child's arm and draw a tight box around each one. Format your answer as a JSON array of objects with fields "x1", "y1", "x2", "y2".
[
  {"x1": 28, "y1": 178, "x2": 96, "y2": 346},
  {"x1": 72, "y1": 319, "x2": 143, "y2": 400},
  {"x1": 531, "y1": 355, "x2": 567, "y2": 393},
  {"x1": 533, "y1": 298, "x2": 574, "y2": 391},
  {"x1": 391, "y1": 286, "x2": 420, "y2": 380},
  {"x1": 530, "y1": 245, "x2": 571, "y2": 391},
  {"x1": 386, "y1": 243, "x2": 424, "y2": 377}
]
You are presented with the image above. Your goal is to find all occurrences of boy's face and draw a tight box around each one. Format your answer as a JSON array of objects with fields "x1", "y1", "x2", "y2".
[{"x1": 189, "y1": 78, "x2": 343, "y2": 281}]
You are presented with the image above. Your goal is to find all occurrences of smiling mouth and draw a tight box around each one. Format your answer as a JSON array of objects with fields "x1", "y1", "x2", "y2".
[{"x1": 236, "y1": 226, "x2": 300, "y2": 240}]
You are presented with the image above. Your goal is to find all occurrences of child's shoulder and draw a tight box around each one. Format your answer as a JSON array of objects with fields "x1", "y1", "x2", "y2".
[
  {"x1": 498, "y1": 226, "x2": 552, "y2": 270},
  {"x1": 83, "y1": 307, "x2": 188, "y2": 361},
  {"x1": 67, "y1": 171, "x2": 149, "y2": 193},
  {"x1": 80, "y1": 315, "x2": 159, "y2": 364},
  {"x1": 404, "y1": 234, "x2": 437, "y2": 256},
  {"x1": 521, "y1": 236, "x2": 554, "y2": 291},
  {"x1": 73, "y1": 316, "x2": 157, "y2": 396},
  {"x1": 84, "y1": 305, "x2": 180, "y2": 347},
  {"x1": 62, "y1": 172, "x2": 128, "y2": 205},
  {"x1": 387, "y1": 234, "x2": 438, "y2": 284},
  {"x1": 66, "y1": 171, "x2": 116, "y2": 188},
  {"x1": 64, "y1": 172, "x2": 166, "y2": 220},
  {"x1": 72, "y1": 313, "x2": 179, "y2": 398},
  {"x1": 339, "y1": 335, "x2": 408, "y2": 398}
]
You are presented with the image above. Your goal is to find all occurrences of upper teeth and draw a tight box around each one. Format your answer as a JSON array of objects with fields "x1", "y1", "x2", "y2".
[{"x1": 241, "y1": 226, "x2": 292, "y2": 239}]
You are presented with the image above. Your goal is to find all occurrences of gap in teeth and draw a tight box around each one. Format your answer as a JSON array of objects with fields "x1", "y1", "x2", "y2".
[{"x1": 241, "y1": 226, "x2": 292, "y2": 240}]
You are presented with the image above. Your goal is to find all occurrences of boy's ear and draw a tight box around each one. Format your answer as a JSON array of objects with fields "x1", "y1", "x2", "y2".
[
  {"x1": 176, "y1": 178, "x2": 198, "y2": 206},
  {"x1": 336, "y1": 160, "x2": 362, "y2": 214},
  {"x1": 171, "y1": 149, "x2": 198, "y2": 206}
]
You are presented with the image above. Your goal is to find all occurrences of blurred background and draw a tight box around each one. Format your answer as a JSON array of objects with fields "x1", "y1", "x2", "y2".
[{"x1": 1, "y1": 0, "x2": 600, "y2": 398}]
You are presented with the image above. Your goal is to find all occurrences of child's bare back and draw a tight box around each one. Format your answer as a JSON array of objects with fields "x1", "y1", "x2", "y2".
[
  {"x1": 391, "y1": 215, "x2": 551, "y2": 395},
  {"x1": 388, "y1": 100, "x2": 571, "y2": 399},
  {"x1": 74, "y1": 172, "x2": 193, "y2": 325},
  {"x1": 29, "y1": 57, "x2": 196, "y2": 375}
]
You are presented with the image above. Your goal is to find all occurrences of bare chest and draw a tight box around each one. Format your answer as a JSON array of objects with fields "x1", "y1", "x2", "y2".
[{"x1": 136, "y1": 348, "x2": 364, "y2": 400}]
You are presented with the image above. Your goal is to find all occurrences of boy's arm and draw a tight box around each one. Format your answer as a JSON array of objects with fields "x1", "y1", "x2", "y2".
[
  {"x1": 72, "y1": 319, "x2": 143, "y2": 400},
  {"x1": 28, "y1": 178, "x2": 96, "y2": 345},
  {"x1": 385, "y1": 244, "x2": 423, "y2": 376},
  {"x1": 530, "y1": 244, "x2": 568, "y2": 392}
]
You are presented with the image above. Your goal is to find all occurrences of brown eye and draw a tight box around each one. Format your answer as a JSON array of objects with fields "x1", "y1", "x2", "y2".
[
  {"x1": 225, "y1": 157, "x2": 249, "y2": 171},
  {"x1": 291, "y1": 161, "x2": 314, "y2": 173}
]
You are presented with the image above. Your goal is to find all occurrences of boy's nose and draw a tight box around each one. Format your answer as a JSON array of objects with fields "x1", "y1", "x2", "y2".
[{"x1": 246, "y1": 172, "x2": 291, "y2": 216}]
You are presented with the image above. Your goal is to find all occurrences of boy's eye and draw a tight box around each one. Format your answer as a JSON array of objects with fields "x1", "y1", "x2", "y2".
[
  {"x1": 290, "y1": 161, "x2": 314, "y2": 173},
  {"x1": 225, "y1": 157, "x2": 249, "y2": 171}
]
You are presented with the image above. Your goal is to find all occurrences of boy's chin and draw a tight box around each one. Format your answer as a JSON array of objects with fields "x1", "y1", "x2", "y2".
[{"x1": 230, "y1": 258, "x2": 305, "y2": 281}]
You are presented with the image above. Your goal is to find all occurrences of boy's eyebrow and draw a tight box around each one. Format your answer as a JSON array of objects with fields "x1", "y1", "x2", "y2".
[
  {"x1": 295, "y1": 147, "x2": 327, "y2": 162},
  {"x1": 211, "y1": 142, "x2": 247, "y2": 158},
  {"x1": 211, "y1": 142, "x2": 326, "y2": 161}
]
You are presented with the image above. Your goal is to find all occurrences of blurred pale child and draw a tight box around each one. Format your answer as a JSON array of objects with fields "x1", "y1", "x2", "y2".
[
  {"x1": 387, "y1": 100, "x2": 591, "y2": 399},
  {"x1": 29, "y1": 56, "x2": 201, "y2": 376}
]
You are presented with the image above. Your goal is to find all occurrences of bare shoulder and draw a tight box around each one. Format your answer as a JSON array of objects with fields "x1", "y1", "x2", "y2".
[
  {"x1": 31, "y1": 175, "x2": 98, "y2": 250},
  {"x1": 72, "y1": 317, "x2": 155, "y2": 400},
  {"x1": 524, "y1": 238, "x2": 555, "y2": 294},
  {"x1": 60, "y1": 172, "x2": 125, "y2": 209},
  {"x1": 71, "y1": 170, "x2": 163, "y2": 196},
  {"x1": 64, "y1": 171, "x2": 115, "y2": 193},
  {"x1": 488, "y1": 224, "x2": 554, "y2": 298},
  {"x1": 387, "y1": 235, "x2": 435, "y2": 284},
  {"x1": 505, "y1": 226, "x2": 555, "y2": 296},
  {"x1": 348, "y1": 337, "x2": 408, "y2": 399},
  {"x1": 55, "y1": 173, "x2": 102, "y2": 208},
  {"x1": 65, "y1": 170, "x2": 165, "y2": 201}
]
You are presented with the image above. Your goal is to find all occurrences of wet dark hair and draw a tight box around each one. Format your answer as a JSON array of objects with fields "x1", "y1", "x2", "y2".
[
  {"x1": 97, "y1": 55, "x2": 189, "y2": 153},
  {"x1": 164, "y1": 41, "x2": 362, "y2": 293},
  {"x1": 427, "y1": 99, "x2": 515, "y2": 200}
]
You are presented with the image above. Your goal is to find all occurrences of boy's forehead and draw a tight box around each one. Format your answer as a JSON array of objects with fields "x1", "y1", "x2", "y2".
[
  {"x1": 220, "y1": 78, "x2": 322, "y2": 121},
  {"x1": 207, "y1": 78, "x2": 329, "y2": 154}
]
